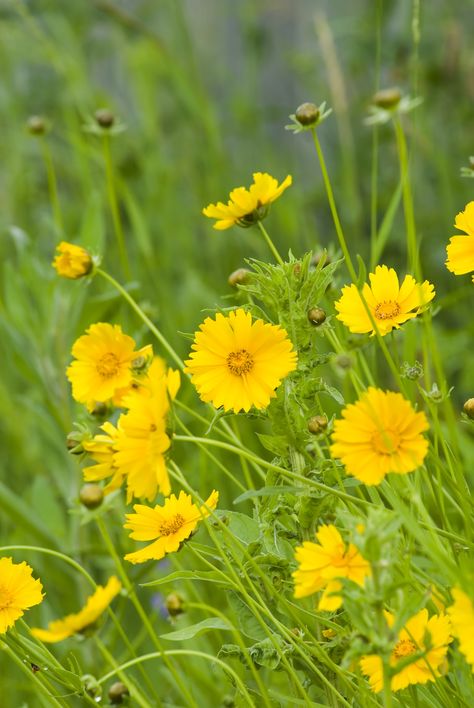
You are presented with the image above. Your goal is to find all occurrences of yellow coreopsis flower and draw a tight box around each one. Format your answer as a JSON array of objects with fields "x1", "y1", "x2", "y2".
[
  {"x1": 330, "y1": 387, "x2": 429, "y2": 485},
  {"x1": 52, "y1": 241, "x2": 93, "y2": 279},
  {"x1": 66, "y1": 323, "x2": 151, "y2": 406},
  {"x1": 360, "y1": 609, "x2": 451, "y2": 693},
  {"x1": 293, "y1": 524, "x2": 370, "y2": 611},
  {"x1": 447, "y1": 588, "x2": 474, "y2": 670},
  {"x1": 31, "y1": 577, "x2": 121, "y2": 643},
  {"x1": 83, "y1": 421, "x2": 125, "y2": 495},
  {"x1": 184, "y1": 308, "x2": 297, "y2": 413},
  {"x1": 124, "y1": 490, "x2": 219, "y2": 564},
  {"x1": 203, "y1": 172, "x2": 292, "y2": 230},
  {"x1": 0, "y1": 558, "x2": 44, "y2": 634},
  {"x1": 335, "y1": 265, "x2": 435, "y2": 336},
  {"x1": 446, "y1": 201, "x2": 474, "y2": 282}
]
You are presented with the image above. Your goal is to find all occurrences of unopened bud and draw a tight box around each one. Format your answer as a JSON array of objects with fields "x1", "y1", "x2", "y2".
[
  {"x1": 94, "y1": 108, "x2": 115, "y2": 128},
  {"x1": 295, "y1": 102, "x2": 320, "y2": 126},
  {"x1": 108, "y1": 681, "x2": 130, "y2": 705},
  {"x1": 307, "y1": 307, "x2": 326, "y2": 326},
  {"x1": 228, "y1": 268, "x2": 251, "y2": 287},
  {"x1": 463, "y1": 398, "x2": 474, "y2": 419},
  {"x1": 322, "y1": 628, "x2": 336, "y2": 639},
  {"x1": 166, "y1": 593, "x2": 185, "y2": 617},
  {"x1": 307, "y1": 415, "x2": 328, "y2": 434},
  {"x1": 372, "y1": 87, "x2": 402, "y2": 109},
  {"x1": 27, "y1": 115, "x2": 47, "y2": 135},
  {"x1": 67, "y1": 436, "x2": 84, "y2": 455},
  {"x1": 79, "y1": 484, "x2": 104, "y2": 510},
  {"x1": 131, "y1": 356, "x2": 147, "y2": 371},
  {"x1": 334, "y1": 353, "x2": 353, "y2": 370},
  {"x1": 469, "y1": 157, "x2": 474, "y2": 169},
  {"x1": 91, "y1": 401, "x2": 109, "y2": 418}
]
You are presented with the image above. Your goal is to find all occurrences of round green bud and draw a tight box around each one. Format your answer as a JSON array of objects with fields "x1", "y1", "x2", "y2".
[
  {"x1": 307, "y1": 415, "x2": 328, "y2": 434},
  {"x1": 372, "y1": 87, "x2": 402, "y2": 109},
  {"x1": 228, "y1": 268, "x2": 251, "y2": 287},
  {"x1": 79, "y1": 484, "x2": 104, "y2": 510},
  {"x1": 94, "y1": 108, "x2": 115, "y2": 128},
  {"x1": 307, "y1": 307, "x2": 326, "y2": 326},
  {"x1": 27, "y1": 115, "x2": 47, "y2": 135},
  {"x1": 166, "y1": 593, "x2": 185, "y2": 617},
  {"x1": 295, "y1": 102, "x2": 320, "y2": 126},
  {"x1": 463, "y1": 398, "x2": 474, "y2": 420},
  {"x1": 108, "y1": 682, "x2": 130, "y2": 704}
]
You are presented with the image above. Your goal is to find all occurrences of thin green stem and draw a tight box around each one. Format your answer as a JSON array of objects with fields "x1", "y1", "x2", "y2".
[
  {"x1": 40, "y1": 136, "x2": 63, "y2": 235},
  {"x1": 102, "y1": 133, "x2": 130, "y2": 278},
  {"x1": 257, "y1": 221, "x2": 284, "y2": 265},
  {"x1": 94, "y1": 636, "x2": 152, "y2": 708}
]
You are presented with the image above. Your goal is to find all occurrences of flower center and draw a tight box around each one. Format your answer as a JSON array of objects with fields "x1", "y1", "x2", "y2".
[
  {"x1": 96, "y1": 353, "x2": 121, "y2": 379},
  {"x1": 393, "y1": 638, "x2": 417, "y2": 660},
  {"x1": 159, "y1": 514, "x2": 185, "y2": 536},
  {"x1": 0, "y1": 585, "x2": 14, "y2": 611},
  {"x1": 374, "y1": 301, "x2": 401, "y2": 320},
  {"x1": 226, "y1": 349, "x2": 254, "y2": 376},
  {"x1": 371, "y1": 428, "x2": 400, "y2": 455}
]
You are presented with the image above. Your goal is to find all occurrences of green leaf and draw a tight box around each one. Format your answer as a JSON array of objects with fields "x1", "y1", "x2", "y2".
[
  {"x1": 217, "y1": 511, "x2": 260, "y2": 545},
  {"x1": 256, "y1": 433, "x2": 289, "y2": 457},
  {"x1": 141, "y1": 570, "x2": 232, "y2": 588},
  {"x1": 160, "y1": 617, "x2": 232, "y2": 641},
  {"x1": 228, "y1": 592, "x2": 270, "y2": 641}
]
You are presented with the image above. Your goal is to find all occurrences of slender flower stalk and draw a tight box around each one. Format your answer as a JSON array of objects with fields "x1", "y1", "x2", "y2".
[
  {"x1": 257, "y1": 220, "x2": 285, "y2": 265},
  {"x1": 40, "y1": 136, "x2": 63, "y2": 235},
  {"x1": 102, "y1": 133, "x2": 130, "y2": 278}
]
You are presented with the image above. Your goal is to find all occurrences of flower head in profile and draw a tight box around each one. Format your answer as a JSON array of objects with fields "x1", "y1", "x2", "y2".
[
  {"x1": 203, "y1": 172, "x2": 292, "y2": 230},
  {"x1": 446, "y1": 201, "x2": 474, "y2": 282},
  {"x1": 360, "y1": 609, "x2": 451, "y2": 692},
  {"x1": 293, "y1": 525, "x2": 370, "y2": 611},
  {"x1": 0, "y1": 558, "x2": 44, "y2": 634},
  {"x1": 83, "y1": 421, "x2": 125, "y2": 495},
  {"x1": 331, "y1": 387, "x2": 429, "y2": 485},
  {"x1": 66, "y1": 323, "x2": 151, "y2": 406},
  {"x1": 185, "y1": 308, "x2": 297, "y2": 413},
  {"x1": 31, "y1": 577, "x2": 121, "y2": 643},
  {"x1": 335, "y1": 265, "x2": 435, "y2": 336},
  {"x1": 124, "y1": 490, "x2": 219, "y2": 564},
  {"x1": 447, "y1": 587, "x2": 474, "y2": 670},
  {"x1": 52, "y1": 241, "x2": 93, "y2": 279}
]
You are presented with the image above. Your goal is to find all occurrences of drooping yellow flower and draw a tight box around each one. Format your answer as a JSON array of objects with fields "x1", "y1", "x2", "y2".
[
  {"x1": 31, "y1": 577, "x2": 121, "y2": 643},
  {"x1": 331, "y1": 387, "x2": 429, "y2": 485},
  {"x1": 66, "y1": 323, "x2": 151, "y2": 406},
  {"x1": 124, "y1": 490, "x2": 219, "y2": 564},
  {"x1": 184, "y1": 308, "x2": 297, "y2": 413},
  {"x1": 203, "y1": 172, "x2": 292, "y2": 230},
  {"x1": 360, "y1": 609, "x2": 451, "y2": 693},
  {"x1": 293, "y1": 524, "x2": 370, "y2": 611},
  {"x1": 52, "y1": 241, "x2": 93, "y2": 279},
  {"x1": 446, "y1": 202, "x2": 474, "y2": 282},
  {"x1": 335, "y1": 265, "x2": 435, "y2": 336},
  {"x1": 0, "y1": 558, "x2": 44, "y2": 634},
  {"x1": 447, "y1": 588, "x2": 474, "y2": 670}
]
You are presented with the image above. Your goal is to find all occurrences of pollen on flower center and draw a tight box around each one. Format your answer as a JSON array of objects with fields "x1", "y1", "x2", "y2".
[
  {"x1": 159, "y1": 514, "x2": 185, "y2": 536},
  {"x1": 371, "y1": 428, "x2": 400, "y2": 455},
  {"x1": 226, "y1": 349, "x2": 254, "y2": 376},
  {"x1": 393, "y1": 638, "x2": 417, "y2": 659},
  {"x1": 375, "y1": 301, "x2": 401, "y2": 320},
  {"x1": 96, "y1": 353, "x2": 121, "y2": 379}
]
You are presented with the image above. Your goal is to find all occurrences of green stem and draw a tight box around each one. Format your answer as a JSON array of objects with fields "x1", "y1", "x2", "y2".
[
  {"x1": 102, "y1": 133, "x2": 130, "y2": 278},
  {"x1": 94, "y1": 636, "x2": 152, "y2": 708},
  {"x1": 41, "y1": 136, "x2": 63, "y2": 235},
  {"x1": 393, "y1": 117, "x2": 419, "y2": 277},
  {"x1": 257, "y1": 221, "x2": 285, "y2": 265}
]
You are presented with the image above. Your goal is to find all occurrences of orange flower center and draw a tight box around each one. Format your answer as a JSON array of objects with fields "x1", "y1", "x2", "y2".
[
  {"x1": 0, "y1": 585, "x2": 14, "y2": 611},
  {"x1": 159, "y1": 514, "x2": 185, "y2": 536},
  {"x1": 374, "y1": 301, "x2": 401, "y2": 320},
  {"x1": 393, "y1": 638, "x2": 417, "y2": 660},
  {"x1": 226, "y1": 349, "x2": 254, "y2": 376},
  {"x1": 371, "y1": 428, "x2": 400, "y2": 455},
  {"x1": 96, "y1": 353, "x2": 121, "y2": 379}
]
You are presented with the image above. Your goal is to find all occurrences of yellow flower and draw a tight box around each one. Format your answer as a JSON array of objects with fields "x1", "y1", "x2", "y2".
[
  {"x1": 331, "y1": 387, "x2": 429, "y2": 485},
  {"x1": 52, "y1": 241, "x2": 93, "y2": 279},
  {"x1": 335, "y1": 265, "x2": 435, "y2": 336},
  {"x1": 83, "y1": 421, "x2": 125, "y2": 495},
  {"x1": 447, "y1": 588, "x2": 474, "y2": 670},
  {"x1": 31, "y1": 577, "x2": 121, "y2": 643},
  {"x1": 124, "y1": 490, "x2": 219, "y2": 564},
  {"x1": 0, "y1": 558, "x2": 44, "y2": 634},
  {"x1": 293, "y1": 524, "x2": 371, "y2": 611},
  {"x1": 184, "y1": 308, "x2": 297, "y2": 413},
  {"x1": 446, "y1": 202, "x2": 474, "y2": 282},
  {"x1": 203, "y1": 172, "x2": 292, "y2": 230},
  {"x1": 66, "y1": 323, "x2": 150, "y2": 406},
  {"x1": 360, "y1": 609, "x2": 451, "y2": 693}
]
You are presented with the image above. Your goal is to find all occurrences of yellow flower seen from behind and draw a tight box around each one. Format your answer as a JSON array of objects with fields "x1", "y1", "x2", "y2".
[
  {"x1": 335, "y1": 265, "x2": 435, "y2": 336},
  {"x1": 31, "y1": 576, "x2": 121, "y2": 643},
  {"x1": 185, "y1": 308, "x2": 297, "y2": 413},
  {"x1": 0, "y1": 557, "x2": 44, "y2": 634},
  {"x1": 293, "y1": 524, "x2": 371, "y2": 611},
  {"x1": 331, "y1": 387, "x2": 429, "y2": 485},
  {"x1": 447, "y1": 587, "x2": 474, "y2": 670},
  {"x1": 124, "y1": 490, "x2": 219, "y2": 564},
  {"x1": 446, "y1": 201, "x2": 474, "y2": 282},
  {"x1": 360, "y1": 609, "x2": 451, "y2": 692},
  {"x1": 52, "y1": 241, "x2": 93, "y2": 279},
  {"x1": 203, "y1": 172, "x2": 292, "y2": 230}
]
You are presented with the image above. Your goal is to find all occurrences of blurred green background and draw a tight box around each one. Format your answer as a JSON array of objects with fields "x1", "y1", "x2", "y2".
[{"x1": 1, "y1": 0, "x2": 474, "y2": 703}]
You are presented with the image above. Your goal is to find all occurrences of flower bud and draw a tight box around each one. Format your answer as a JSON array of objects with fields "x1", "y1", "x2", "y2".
[
  {"x1": 307, "y1": 307, "x2": 326, "y2": 326},
  {"x1": 295, "y1": 102, "x2": 320, "y2": 126},
  {"x1": 372, "y1": 87, "x2": 402, "y2": 109},
  {"x1": 322, "y1": 628, "x2": 336, "y2": 639},
  {"x1": 165, "y1": 593, "x2": 185, "y2": 617},
  {"x1": 463, "y1": 398, "x2": 474, "y2": 420},
  {"x1": 108, "y1": 682, "x2": 130, "y2": 705},
  {"x1": 27, "y1": 115, "x2": 48, "y2": 135},
  {"x1": 228, "y1": 268, "x2": 251, "y2": 287},
  {"x1": 79, "y1": 484, "x2": 104, "y2": 510},
  {"x1": 94, "y1": 108, "x2": 115, "y2": 128},
  {"x1": 52, "y1": 241, "x2": 93, "y2": 280},
  {"x1": 469, "y1": 156, "x2": 474, "y2": 169},
  {"x1": 307, "y1": 415, "x2": 328, "y2": 434}
]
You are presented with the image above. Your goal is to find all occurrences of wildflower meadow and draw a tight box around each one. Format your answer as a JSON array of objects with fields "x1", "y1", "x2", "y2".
[{"x1": 2, "y1": 1, "x2": 474, "y2": 706}]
